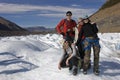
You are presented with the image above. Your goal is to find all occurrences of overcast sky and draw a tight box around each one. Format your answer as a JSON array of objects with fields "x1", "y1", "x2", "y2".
[{"x1": 0, "y1": 0, "x2": 106, "y2": 28}]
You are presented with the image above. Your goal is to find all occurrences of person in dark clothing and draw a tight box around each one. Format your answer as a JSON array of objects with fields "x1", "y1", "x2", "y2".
[
  {"x1": 58, "y1": 34, "x2": 80, "y2": 76},
  {"x1": 74, "y1": 18, "x2": 91, "y2": 70},
  {"x1": 73, "y1": 18, "x2": 85, "y2": 69},
  {"x1": 78, "y1": 18, "x2": 100, "y2": 75}
]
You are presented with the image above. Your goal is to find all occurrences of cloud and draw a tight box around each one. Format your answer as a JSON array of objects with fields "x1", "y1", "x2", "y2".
[
  {"x1": 37, "y1": 9, "x2": 96, "y2": 18},
  {"x1": 0, "y1": 3, "x2": 97, "y2": 18},
  {"x1": 37, "y1": 13, "x2": 64, "y2": 18},
  {"x1": 71, "y1": 4, "x2": 81, "y2": 7}
]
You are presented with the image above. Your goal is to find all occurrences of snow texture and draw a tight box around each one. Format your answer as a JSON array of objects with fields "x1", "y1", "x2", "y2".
[{"x1": 0, "y1": 33, "x2": 120, "y2": 80}]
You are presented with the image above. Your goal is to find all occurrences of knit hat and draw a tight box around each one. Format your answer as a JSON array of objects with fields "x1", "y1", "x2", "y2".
[{"x1": 66, "y1": 11, "x2": 72, "y2": 16}]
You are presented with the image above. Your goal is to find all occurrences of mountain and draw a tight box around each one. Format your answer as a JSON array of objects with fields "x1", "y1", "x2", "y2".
[
  {"x1": 90, "y1": 0, "x2": 120, "y2": 32},
  {"x1": 0, "y1": 16, "x2": 29, "y2": 36},
  {"x1": 0, "y1": 16, "x2": 26, "y2": 31},
  {"x1": 25, "y1": 26, "x2": 55, "y2": 32}
]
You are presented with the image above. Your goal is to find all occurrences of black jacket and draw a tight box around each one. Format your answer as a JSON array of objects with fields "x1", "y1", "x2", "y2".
[{"x1": 78, "y1": 23, "x2": 98, "y2": 42}]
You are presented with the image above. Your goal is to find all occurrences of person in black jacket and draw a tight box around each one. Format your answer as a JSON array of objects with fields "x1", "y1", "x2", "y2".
[{"x1": 78, "y1": 17, "x2": 100, "y2": 75}]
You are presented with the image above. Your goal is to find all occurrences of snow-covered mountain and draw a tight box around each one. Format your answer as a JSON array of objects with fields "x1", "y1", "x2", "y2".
[{"x1": 0, "y1": 33, "x2": 120, "y2": 80}]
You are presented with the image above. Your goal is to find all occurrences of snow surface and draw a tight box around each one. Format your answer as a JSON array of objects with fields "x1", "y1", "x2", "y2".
[{"x1": 0, "y1": 33, "x2": 120, "y2": 80}]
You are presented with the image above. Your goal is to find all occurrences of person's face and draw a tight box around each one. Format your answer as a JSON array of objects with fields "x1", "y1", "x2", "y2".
[
  {"x1": 66, "y1": 14, "x2": 72, "y2": 20},
  {"x1": 64, "y1": 41, "x2": 69, "y2": 49},
  {"x1": 84, "y1": 19, "x2": 89, "y2": 23},
  {"x1": 78, "y1": 19, "x2": 84, "y2": 25},
  {"x1": 79, "y1": 21, "x2": 84, "y2": 25}
]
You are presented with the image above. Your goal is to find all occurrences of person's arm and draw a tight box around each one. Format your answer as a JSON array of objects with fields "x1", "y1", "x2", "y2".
[
  {"x1": 56, "y1": 19, "x2": 65, "y2": 34},
  {"x1": 76, "y1": 27, "x2": 83, "y2": 45},
  {"x1": 66, "y1": 44, "x2": 76, "y2": 65},
  {"x1": 91, "y1": 23, "x2": 98, "y2": 33},
  {"x1": 66, "y1": 54, "x2": 72, "y2": 66},
  {"x1": 70, "y1": 44, "x2": 77, "y2": 57},
  {"x1": 73, "y1": 27, "x2": 79, "y2": 44},
  {"x1": 59, "y1": 49, "x2": 66, "y2": 63},
  {"x1": 58, "y1": 49, "x2": 66, "y2": 70}
]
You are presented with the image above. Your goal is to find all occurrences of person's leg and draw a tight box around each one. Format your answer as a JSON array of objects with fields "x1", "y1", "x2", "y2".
[
  {"x1": 69, "y1": 56, "x2": 79, "y2": 75},
  {"x1": 93, "y1": 45, "x2": 100, "y2": 75},
  {"x1": 83, "y1": 40, "x2": 91, "y2": 74},
  {"x1": 69, "y1": 56, "x2": 79, "y2": 67},
  {"x1": 76, "y1": 42, "x2": 84, "y2": 69},
  {"x1": 60, "y1": 42, "x2": 68, "y2": 68},
  {"x1": 60, "y1": 55, "x2": 68, "y2": 68},
  {"x1": 80, "y1": 42, "x2": 85, "y2": 69},
  {"x1": 77, "y1": 42, "x2": 84, "y2": 59}
]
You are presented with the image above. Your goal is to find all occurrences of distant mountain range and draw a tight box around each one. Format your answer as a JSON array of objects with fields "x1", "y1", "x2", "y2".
[
  {"x1": 90, "y1": 0, "x2": 120, "y2": 32},
  {"x1": 0, "y1": 16, "x2": 26, "y2": 31},
  {"x1": 0, "y1": 16, "x2": 55, "y2": 36},
  {"x1": 25, "y1": 26, "x2": 55, "y2": 32},
  {"x1": 0, "y1": 16, "x2": 55, "y2": 32}
]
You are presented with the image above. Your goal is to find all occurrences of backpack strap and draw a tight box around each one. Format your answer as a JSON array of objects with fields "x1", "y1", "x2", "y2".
[{"x1": 63, "y1": 19, "x2": 75, "y2": 26}]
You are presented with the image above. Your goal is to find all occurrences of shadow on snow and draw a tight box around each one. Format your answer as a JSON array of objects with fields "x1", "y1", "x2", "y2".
[
  {"x1": 100, "y1": 60, "x2": 120, "y2": 76},
  {"x1": 0, "y1": 52, "x2": 39, "y2": 75}
]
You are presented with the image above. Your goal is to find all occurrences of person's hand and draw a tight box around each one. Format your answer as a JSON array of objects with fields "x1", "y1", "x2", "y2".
[
  {"x1": 91, "y1": 22, "x2": 95, "y2": 24},
  {"x1": 77, "y1": 24, "x2": 80, "y2": 27},
  {"x1": 72, "y1": 43, "x2": 76, "y2": 47},
  {"x1": 58, "y1": 63, "x2": 61, "y2": 70},
  {"x1": 60, "y1": 32, "x2": 65, "y2": 36},
  {"x1": 72, "y1": 43, "x2": 75, "y2": 45}
]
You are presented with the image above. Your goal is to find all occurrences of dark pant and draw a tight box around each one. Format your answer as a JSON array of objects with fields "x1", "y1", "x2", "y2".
[
  {"x1": 83, "y1": 37, "x2": 100, "y2": 71},
  {"x1": 77, "y1": 42, "x2": 84, "y2": 60},
  {"x1": 60, "y1": 56, "x2": 79, "y2": 68}
]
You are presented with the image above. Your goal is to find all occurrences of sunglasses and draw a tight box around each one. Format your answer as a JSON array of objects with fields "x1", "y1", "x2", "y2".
[{"x1": 66, "y1": 14, "x2": 72, "y2": 16}]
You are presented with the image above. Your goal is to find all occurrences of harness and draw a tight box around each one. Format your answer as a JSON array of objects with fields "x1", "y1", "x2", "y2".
[{"x1": 83, "y1": 37, "x2": 101, "y2": 51}]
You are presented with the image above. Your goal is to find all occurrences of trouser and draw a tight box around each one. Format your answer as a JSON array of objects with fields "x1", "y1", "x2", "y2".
[
  {"x1": 83, "y1": 37, "x2": 100, "y2": 71},
  {"x1": 77, "y1": 42, "x2": 84, "y2": 60},
  {"x1": 60, "y1": 56, "x2": 79, "y2": 68}
]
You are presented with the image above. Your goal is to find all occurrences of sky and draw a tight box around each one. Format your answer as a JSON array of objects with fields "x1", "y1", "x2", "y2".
[{"x1": 0, "y1": 0, "x2": 106, "y2": 28}]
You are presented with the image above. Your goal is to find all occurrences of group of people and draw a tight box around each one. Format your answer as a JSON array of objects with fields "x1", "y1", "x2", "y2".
[{"x1": 56, "y1": 11, "x2": 100, "y2": 76}]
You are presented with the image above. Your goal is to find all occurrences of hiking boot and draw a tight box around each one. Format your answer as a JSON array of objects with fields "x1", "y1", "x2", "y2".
[
  {"x1": 69, "y1": 66, "x2": 72, "y2": 71},
  {"x1": 94, "y1": 69, "x2": 100, "y2": 75},
  {"x1": 72, "y1": 66, "x2": 78, "y2": 76},
  {"x1": 83, "y1": 70, "x2": 87, "y2": 75}
]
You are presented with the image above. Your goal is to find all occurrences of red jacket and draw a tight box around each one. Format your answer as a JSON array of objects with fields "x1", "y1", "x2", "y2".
[
  {"x1": 77, "y1": 23, "x2": 85, "y2": 40},
  {"x1": 56, "y1": 19, "x2": 76, "y2": 37}
]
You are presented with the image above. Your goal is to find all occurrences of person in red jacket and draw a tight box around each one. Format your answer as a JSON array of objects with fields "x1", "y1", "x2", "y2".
[
  {"x1": 56, "y1": 11, "x2": 77, "y2": 75},
  {"x1": 56, "y1": 11, "x2": 76, "y2": 41}
]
